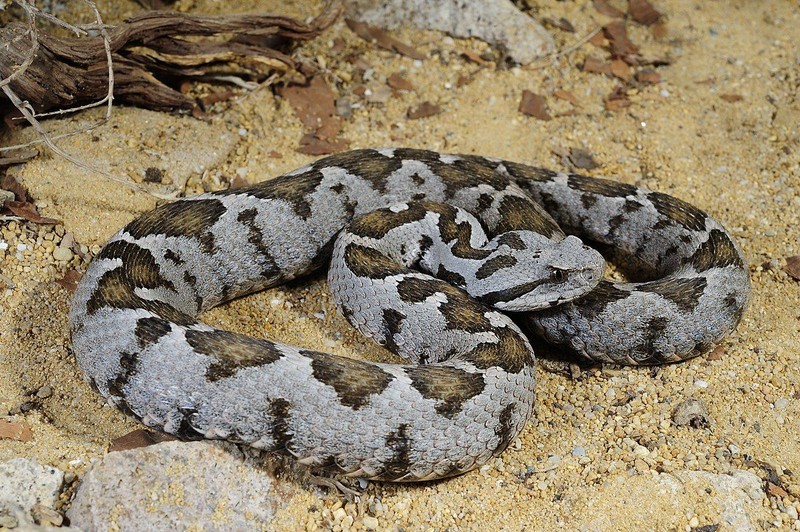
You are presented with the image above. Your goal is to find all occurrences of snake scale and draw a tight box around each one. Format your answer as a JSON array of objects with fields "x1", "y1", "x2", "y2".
[{"x1": 70, "y1": 148, "x2": 750, "y2": 481}]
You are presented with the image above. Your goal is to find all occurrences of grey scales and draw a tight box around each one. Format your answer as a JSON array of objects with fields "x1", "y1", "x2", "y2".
[{"x1": 70, "y1": 148, "x2": 750, "y2": 481}]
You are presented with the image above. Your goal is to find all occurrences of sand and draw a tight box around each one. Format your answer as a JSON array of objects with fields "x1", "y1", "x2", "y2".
[{"x1": 1, "y1": 0, "x2": 798, "y2": 529}]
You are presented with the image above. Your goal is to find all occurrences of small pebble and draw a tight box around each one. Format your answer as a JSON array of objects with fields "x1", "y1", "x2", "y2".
[
  {"x1": 362, "y1": 515, "x2": 379, "y2": 529},
  {"x1": 774, "y1": 398, "x2": 789, "y2": 409},
  {"x1": 36, "y1": 385, "x2": 53, "y2": 399},
  {"x1": 572, "y1": 446, "x2": 586, "y2": 458},
  {"x1": 52, "y1": 247, "x2": 73, "y2": 262}
]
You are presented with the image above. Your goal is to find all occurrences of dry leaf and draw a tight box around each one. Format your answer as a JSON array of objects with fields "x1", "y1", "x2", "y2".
[
  {"x1": 635, "y1": 68, "x2": 662, "y2": 84},
  {"x1": 610, "y1": 59, "x2": 632, "y2": 81},
  {"x1": 460, "y1": 50, "x2": 491, "y2": 65},
  {"x1": 707, "y1": 345, "x2": 725, "y2": 361},
  {"x1": 766, "y1": 482, "x2": 790, "y2": 499},
  {"x1": 719, "y1": 94, "x2": 744, "y2": 102},
  {"x1": 593, "y1": 0, "x2": 625, "y2": 18},
  {"x1": 785, "y1": 255, "x2": 800, "y2": 280},
  {"x1": 55, "y1": 269, "x2": 82, "y2": 293},
  {"x1": 387, "y1": 72, "x2": 413, "y2": 91},
  {"x1": 519, "y1": 91, "x2": 551, "y2": 120},
  {"x1": 6, "y1": 201, "x2": 59, "y2": 225},
  {"x1": 604, "y1": 21, "x2": 639, "y2": 59},
  {"x1": 345, "y1": 18, "x2": 426, "y2": 60},
  {"x1": 298, "y1": 134, "x2": 349, "y2": 156},
  {"x1": 0, "y1": 419, "x2": 32, "y2": 442},
  {"x1": 109, "y1": 429, "x2": 176, "y2": 452},
  {"x1": 605, "y1": 85, "x2": 632, "y2": 111},
  {"x1": 568, "y1": 148, "x2": 599, "y2": 170},
  {"x1": 629, "y1": 0, "x2": 662, "y2": 26},
  {"x1": 407, "y1": 101, "x2": 442, "y2": 119},
  {"x1": 542, "y1": 17, "x2": 576, "y2": 33},
  {"x1": 554, "y1": 90, "x2": 582, "y2": 107},
  {"x1": 582, "y1": 56, "x2": 613, "y2": 75},
  {"x1": 1, "y1": 173, "x2": 28, "y2": 202},
  {"x1": 0, "y1": 150, "x2": 37, "y2": 167}
]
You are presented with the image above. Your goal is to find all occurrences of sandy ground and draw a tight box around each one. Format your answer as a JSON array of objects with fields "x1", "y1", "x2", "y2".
[{"x1": 1, "y1": 0, "x2": 799, "y2": 529}]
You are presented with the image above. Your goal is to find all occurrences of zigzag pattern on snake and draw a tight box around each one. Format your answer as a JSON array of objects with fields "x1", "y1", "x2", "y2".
[{"x1": 69, "y1": 148, "x2": 750, "y2": 481}]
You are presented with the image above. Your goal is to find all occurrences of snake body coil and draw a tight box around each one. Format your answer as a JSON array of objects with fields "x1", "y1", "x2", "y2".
[{"x1": 70, "y1": 148, "x2": 750, "y2": 481}]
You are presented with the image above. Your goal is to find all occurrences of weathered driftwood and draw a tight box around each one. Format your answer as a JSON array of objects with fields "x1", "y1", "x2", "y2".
[{"x1": 0, "y1": 2, "x2": 342, "y2": 115}]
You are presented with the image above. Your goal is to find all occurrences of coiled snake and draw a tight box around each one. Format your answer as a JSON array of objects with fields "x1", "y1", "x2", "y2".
[{"x1": 70, "y1": 148, "x2": 750, "y2": 481}]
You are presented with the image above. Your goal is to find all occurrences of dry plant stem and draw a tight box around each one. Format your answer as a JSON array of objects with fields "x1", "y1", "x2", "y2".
[{"x1": 524, "y1": 25, "x2": 602, "y2": 70}]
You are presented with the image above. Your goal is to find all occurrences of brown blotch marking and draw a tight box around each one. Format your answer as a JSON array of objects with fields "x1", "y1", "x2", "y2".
[
  {"x1": 381, "y1": 308, "x2": 406, "y2": 357},
  {"x1": 580, "y1": 193, "x2": 597, "y2": 209},
  {"x1": 492, "y1": 404, "x2": 517, "y2": 455},
  {"x1": 348, "y1": 202, "x2": 431, "y2": 239},
  {"x1": 405, "y1": 365, "x2": 485, "y2": 418},
  {"x1": 475, "y1": 254, "x2": 518, "y2": 280},
  {"x1": 268, "y1": 397, "x2": 295, "y2": 453},
  {"x1": 435, "y1": 264, "x2": 467, "y2": 289},
  {"x1": 571, "y1": 281, "x2": 633, "y2": 319},
  {"x1": 637, "y1": 276, "x2": 708, "y2": 313},
  {"x1": 647, "y1": 191, "x2": 708, "y2": 232},
  {"x1": 413, "y1": 151, "x2": 511, "y2": 196},
  {"x1": 477, "y1": 193, "x2": 494, "y2": 212},
  {"x1": 321, "y1": 149, "x2": 405, "y2": 193},
  {"x1": 639, "y1": 316, "x2": 669, "y2": 362},
  {"x1": 237, "y1": 207, "x2": 281, "y2": 278},
  {"x1": 439, "y1": 217, "x2": 492, "y2": 260},
  {"x1": 379, "y1": 423, "x2": 413, "y2": 481},
  {"x1": 465, "y1": 326, "x2": 533, "y2": 374},
  {"x1": 567, "y1": 174, "x2": 638, "y2": 198},
  {"x1": 87, "y1": 241, "x2": 195, "y2": 326},
  {"x1": 184, "y1": 329, "x2": 284, "y2": 382},
  {"x1": 497, "y1": 232, "x2": 527, "y2": 251},
  {"x1": 502, "y1": 160, "x2": 560, "y2": 184},
  {"x1": 478, "y1": 278, "x2": 548, "y2": 307},
  {"x1": 164, "y1": 249, "x2": 184, "y2": 265},
  {"x1": 687, "y1": 229, "x2": 744, "y2": 272},
  {"x1": 106, "y1": 350, "x2": 140, "y2": 418},
  {"x1": 302, "y1": 350, "x2": 395, "y2": 410},
  {"x1": 134, "y1": 316, "x2": 172, "y2": 348},
  {"x1": 124, "y1": 198, "x2": 226, "y2": 254},
  {"x1": 230, "y1": 168, "x2": 323, "y2": 219},
  {"x1": 623, "y1": 199, "x2": 643, "y2": 212},
  {"x1": 494, "y1": 195, "x2": 560, "y2": 237},
  {"x1": 411, "y1": 173, "x2": 425, "y2": 186},
  {"x1": 395, "y1": 276, "x2": 441, "y2": 304},
  {"x1": 724, "y1": 293, "x2": 746, "y2": 327},
  {"x1": 343, "y1": 243, "x2": 407, "y2": 279}
]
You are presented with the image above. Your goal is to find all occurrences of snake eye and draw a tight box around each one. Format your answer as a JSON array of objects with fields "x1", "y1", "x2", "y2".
[{"x1": 551, "y1": 268, "x2": 567, "y2": 282}]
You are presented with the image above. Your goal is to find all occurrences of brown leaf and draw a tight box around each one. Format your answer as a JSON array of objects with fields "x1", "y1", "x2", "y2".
[
  {"x1": 345, "y1": 19, "x2": 426, "y2": 60},
  {"x1": 407, "y1": 101, "x2": 442, "y2": 119},
  {"x1": 109, "y1": 429, "x2": 176, "y2": 452},
  {"x1": 0, "y1": 150, "x2": 37, "y2": 167},
  {"x1": 766, "y1": 481, "x2": 790, "y2": 499},
  {"x1": 387, "y1": 72, "x2": 414, "y2": 91},
  {"x1": 297, "y1": 134, "x2": 349, "y2": 156},
  {"x1": 582, "y1": 56, "x2": 612, "y2": 75},
  {"x1": 593, "y1": 0, "x2": 625, "y2": 17},
  {"x1": 1, "y1": 173, "x2": 28, "y2": 202},
  {"x1": 719, "y1": 94, "x2": 744, "y2": 103},
  {"x1": 460, "y1": 50, "x2": 491, "y2": 65},
  {"x1": 707, "y1": 345, "x2": 726, "y2": 361},
  {"x1": 604, "y1": 20, "x2": 639, "y2": 59},
  {"x1": 629, "y1": 0, "x2": 662, "y2": 26},
  {"x1": 518, "y1": 91, "x2": 551, "y2": 120},
  {"x1": 6, "y1": 201, "x2": 59, "y2": 225},
  {"x1": 610, "y1": 59, "x2": 632, "y2": 81},
  {"x1": 55, "y1": 269, "x2": 82, "y2": 293},
  {"x1": 542, "y1": 17, "x2": 576, "y2": 33},
  {"x1": 635, "y1": 68, "x2": 662, "y2": 84},
  {"x1": 0, "y1": 419, "x2": 32, "y2": 442},
  {"x1": 568, "y1": 148, "x2": 599, "y2": 170},
  {"x1": 554, "y1": 89, "x2": 582, "y2": 107},
  {"x1": 785, "y1": 255, "x2": 800, "y2": 280},
  {"x1": 604, "y1": 85, "x2": 632, "y2": 111}
]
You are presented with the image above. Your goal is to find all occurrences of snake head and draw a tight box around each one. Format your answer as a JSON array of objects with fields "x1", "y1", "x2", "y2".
[{"x1": 472, "y1": 232, "x2": 606, "y2": 312}]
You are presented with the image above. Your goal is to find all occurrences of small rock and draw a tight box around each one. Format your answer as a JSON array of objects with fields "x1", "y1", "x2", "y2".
[
  {"x1": 572, "y1": 446, "x2": 586, "y2": 458},
  {"x1": 36, "y1": 385, "x2": 53, "y2": 399},
  {"x1": 672, "y1": 398, "x2": 711, "y2": 428},
  {"x1": 68, "y1": 441, "x2": 299, "y2": 531},
  {"x1": 362, "y1": 515, "x2": 380, "y2": 529},
  {"x1": 0, "y1": 458, "x2": 64, "y2": 526},
  {"x1": 53, "y1": 246, "x2": 74, "y2": 262},
  {"x1": 774, "y1": 398, "x2": 789, "y2": 409}
]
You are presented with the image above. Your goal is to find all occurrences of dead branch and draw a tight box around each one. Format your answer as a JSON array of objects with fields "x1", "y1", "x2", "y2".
[{"x1": 0, "y1": 1, "x2": 343, "y2": 116}]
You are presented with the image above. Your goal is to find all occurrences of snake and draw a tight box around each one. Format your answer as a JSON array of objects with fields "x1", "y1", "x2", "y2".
[{"x1": 69, "y1": 148, "x2": 750, "y2": 482}]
